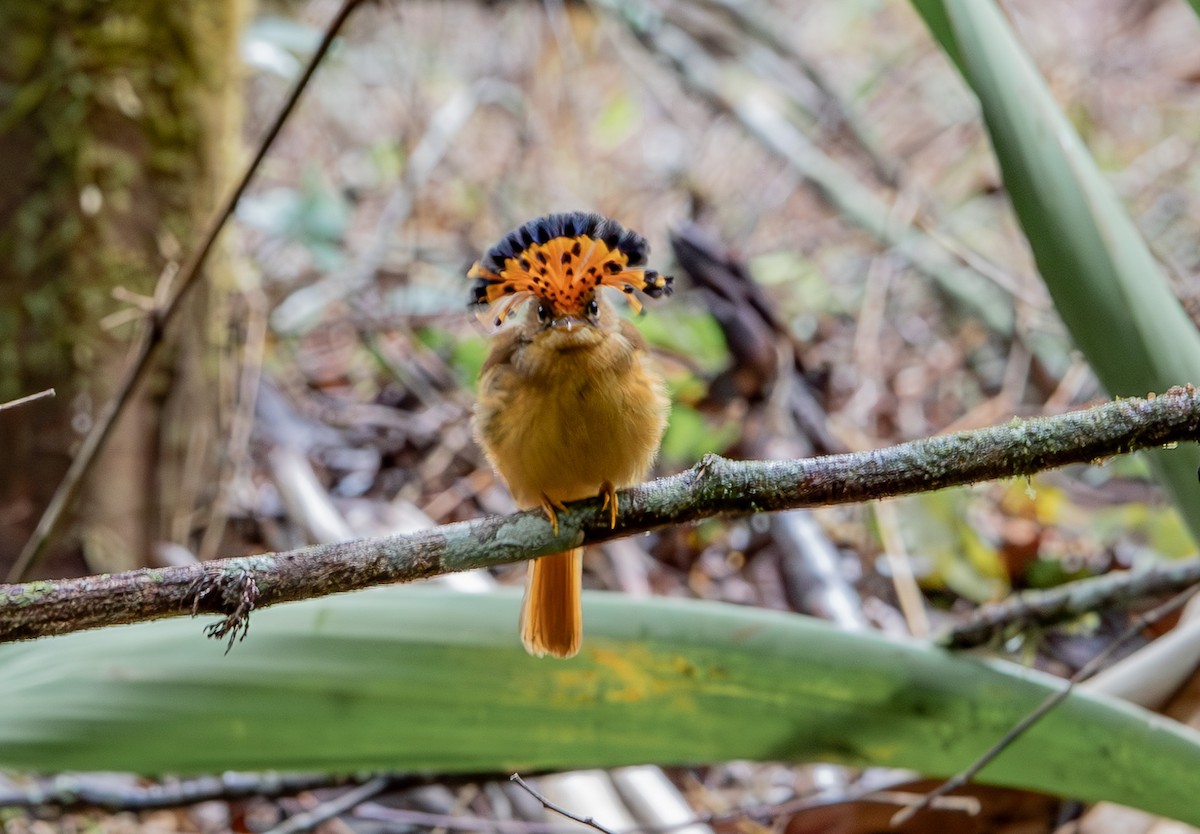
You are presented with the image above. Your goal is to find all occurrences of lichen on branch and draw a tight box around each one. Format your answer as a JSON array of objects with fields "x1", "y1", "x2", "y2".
[{"x1": 2, "y1": 387, "x2": 1200, "y2": 645}]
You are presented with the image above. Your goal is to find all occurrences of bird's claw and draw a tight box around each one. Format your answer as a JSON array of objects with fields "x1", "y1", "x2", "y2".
[
  {"x1": 540, "y1": 494, "x2": 568, "y2": 535},
  {"x1": 599, "y1": 481, "x2": 618, "y2": 529}
]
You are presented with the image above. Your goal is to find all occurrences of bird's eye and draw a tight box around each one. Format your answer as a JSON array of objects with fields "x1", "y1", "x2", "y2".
[
  {"x1": 586, "y1": 299, "x2": 599, "y2": 318},
  {"x1": 536, "y1": 303, "x2": 550, "y2": 323}
]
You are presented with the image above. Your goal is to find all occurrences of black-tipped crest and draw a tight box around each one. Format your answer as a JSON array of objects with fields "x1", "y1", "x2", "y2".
[{"x1": 469, "y1": 212, "x2": 673, "y2": 326}]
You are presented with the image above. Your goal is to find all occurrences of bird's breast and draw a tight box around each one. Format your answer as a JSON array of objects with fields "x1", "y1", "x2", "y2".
[{"x1": 475, "y1": 335, "x2": 669, "y2": 508}]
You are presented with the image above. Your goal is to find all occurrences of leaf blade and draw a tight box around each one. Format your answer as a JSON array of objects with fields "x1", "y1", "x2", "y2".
[
  {"x1": 1, "y1": 588, "x2": 1198, "y2": 823},
  {"x1": 911, "y1": 0, "x2": 1200, "y2": 540}
]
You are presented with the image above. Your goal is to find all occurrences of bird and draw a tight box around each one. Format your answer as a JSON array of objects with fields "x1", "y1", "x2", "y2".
[{"x1": 469, "y1": 211, "x2": 673, "y2": 658}]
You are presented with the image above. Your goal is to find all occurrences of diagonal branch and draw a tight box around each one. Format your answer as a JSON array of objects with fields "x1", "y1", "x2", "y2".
[{"x1": 3, "y1": 388, "x2": 1200, "y2": 645}]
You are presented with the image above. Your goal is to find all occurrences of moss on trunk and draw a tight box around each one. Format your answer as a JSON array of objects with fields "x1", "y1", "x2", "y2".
[{"x1": 0, "y1": 0, "x2": 243, "y2": 573}]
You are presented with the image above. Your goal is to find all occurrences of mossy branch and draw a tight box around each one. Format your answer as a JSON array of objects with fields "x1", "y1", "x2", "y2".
[{"x1": 4, "y1": 388, "x2": 1200, "y2": 645}]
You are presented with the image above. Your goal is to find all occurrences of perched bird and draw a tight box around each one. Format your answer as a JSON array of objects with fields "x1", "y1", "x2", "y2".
[{"x1": 470, "y1": 212, "x2": 673, "y2": 658}]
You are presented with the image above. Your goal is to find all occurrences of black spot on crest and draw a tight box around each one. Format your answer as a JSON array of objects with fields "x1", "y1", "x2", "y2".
[{"x1": 471, "y1": 213, "x2": 668, "y2": 313}]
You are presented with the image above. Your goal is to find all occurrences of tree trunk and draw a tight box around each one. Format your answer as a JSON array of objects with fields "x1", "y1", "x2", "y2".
[{"x1": 0, "y1": 0, "x2": 243, "y2": 576}]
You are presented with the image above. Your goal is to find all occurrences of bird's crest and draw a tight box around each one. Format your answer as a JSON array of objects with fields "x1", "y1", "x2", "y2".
[{"x1": 469, "y1": 211, "x2": 673, "y2": 326}]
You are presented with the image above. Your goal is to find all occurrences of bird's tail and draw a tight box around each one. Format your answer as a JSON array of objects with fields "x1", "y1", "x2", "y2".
[{"x1": 520, "y1": 548, "x2": 583, "y2": 658}]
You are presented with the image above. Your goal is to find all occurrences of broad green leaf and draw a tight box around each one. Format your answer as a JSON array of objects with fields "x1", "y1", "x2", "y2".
[
  {"x1": 2, "y1": 588, "x2": 1199, "y2": 824},
  {"x1": 910, "y1": 0, "x2": 1200, "y2": 544}
]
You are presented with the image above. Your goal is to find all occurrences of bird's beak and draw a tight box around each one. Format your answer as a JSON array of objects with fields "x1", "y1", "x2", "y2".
[{"x1": 550, "y1": 316, "x2": 586, "y2": 332}]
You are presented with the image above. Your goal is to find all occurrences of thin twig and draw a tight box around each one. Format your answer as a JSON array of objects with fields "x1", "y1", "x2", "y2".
[
  {"x1": 892, "y1": 585, "x2": 1200, "y2": 825},
  {"x1": 732, "y1": 789, "x2": 980, "y2": 823},
  {"x1": 264, "y1": 775, "x2": 393, "y2": 834},
  {"x1": 7, "y1": 0, "x2": 369, "y2": 582},
  {"x1": 2, "y1": 390, "x2": 1200, "y2": 644},
  {"x1": 873, "y1": 499, "x2": 930, "y2": 637},
  {"x1": 510, "y1": 774, "x2": 620, "y2": 834},
  {"x1": 0, "y1": 389, "x2": 55, "y2": 413},
  {"x1": 355, "y1": 802, "x2": 581, "y2": 833}
]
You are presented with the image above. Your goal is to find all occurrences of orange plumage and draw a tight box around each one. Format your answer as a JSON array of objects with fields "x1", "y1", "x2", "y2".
[{"x1": 470, "y1": 212, "x2": 672, "y2": 658}]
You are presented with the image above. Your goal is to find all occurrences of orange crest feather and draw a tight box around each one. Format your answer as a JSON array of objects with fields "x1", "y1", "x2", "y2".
[{"x1": 469, "y1": 212, "x2": 673, "y2": 326}]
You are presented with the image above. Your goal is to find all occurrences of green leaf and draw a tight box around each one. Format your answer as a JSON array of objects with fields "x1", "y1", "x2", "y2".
[
  {"x1": 633, "y1": 306, "x2": 730, "y2": 373},
  {"x1": 1, "y1": 588, "x2": 1199, "y2": 824},
  {"x1": 660, "y1": 403, "x2": 740, "y2": 466},
  {"x1": 594, "y1": 90, "x2": 641, "y2": 147},
  {"x1": 911, "y1": 0, "x2": 1200, "y2": 544},
  {"x1": 890, "y1": 490, "x2": 1008, "y2": 602}
]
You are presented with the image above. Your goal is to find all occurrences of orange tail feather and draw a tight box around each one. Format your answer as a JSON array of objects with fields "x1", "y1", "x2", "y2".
[{"x1": 520, "y1": 549, "x2": 582, "y2": 658}]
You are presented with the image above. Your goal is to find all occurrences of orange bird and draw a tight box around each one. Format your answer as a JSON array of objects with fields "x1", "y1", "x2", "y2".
[{"x1": 470, "y1": 212, "x2": 672, "y2": 658}]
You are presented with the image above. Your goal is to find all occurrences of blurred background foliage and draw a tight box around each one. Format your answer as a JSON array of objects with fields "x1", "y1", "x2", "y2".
[
  {"x1": 221, "y1": 0, "x2": 1200, "y2": 603},
  {"x1": 4, "y1": 0, "x2": 1200, "y2": 829}
]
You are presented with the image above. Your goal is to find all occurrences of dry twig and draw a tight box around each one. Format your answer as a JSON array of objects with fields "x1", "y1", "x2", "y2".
[
  {"x1": 0, "y1": 389, "x2": 55, "y2": 413},
  {"x1": 510, "y1": 774, "x2": 620, "y2": 834},
  {"x1": 264, "y1": 775, "x2": 393, "y2": 834}
]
